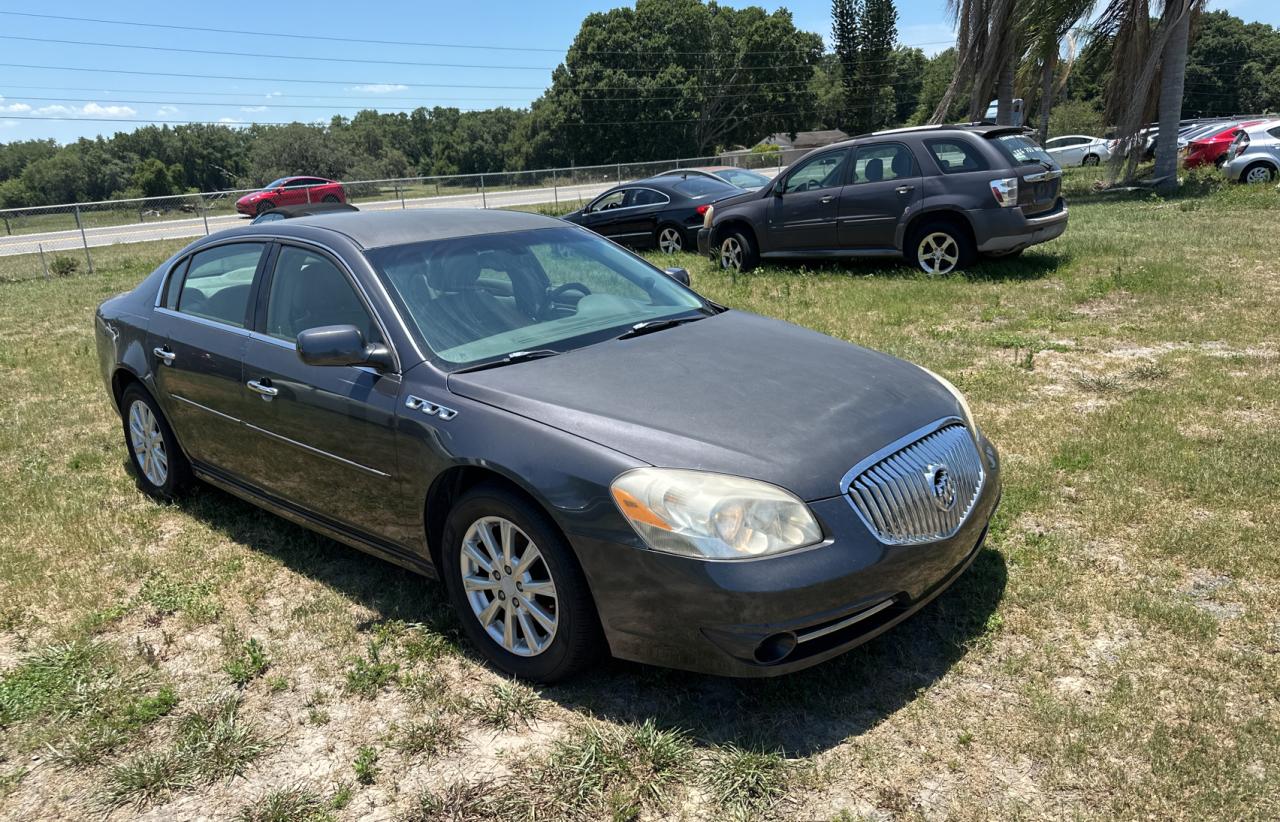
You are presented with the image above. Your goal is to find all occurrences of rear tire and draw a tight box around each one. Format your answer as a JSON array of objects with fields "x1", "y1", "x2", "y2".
[
  {"x1": 907, "y1": 220, "x2": 975, "y2": 276},
  {"x1": 256, "y1": 200, "x2": 276, "y2": 216},
  {"x1": 656, "y1": 224, "x2": 685, "y2": 253},
  {"x1": 1242, "y1": 162, "x2": 1276, "y2": 184},
  {"x1": 120, "y1": 384, "x2": 191, "y2": 500},
  {"x1": 322, "y1": 194, "x2": 340, "y2": 203},
  {"x1": 440, "y1": 483, "x2": 604, "y2": 683},
  {"x1": 1083, "y1": 153, "x2": 1100, "y2": 167},
  {"x1": 718, "y1": 229, "x2": 758, "y2": 273}
]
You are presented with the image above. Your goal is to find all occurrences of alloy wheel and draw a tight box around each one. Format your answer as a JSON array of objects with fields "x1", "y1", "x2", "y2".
[
  {"x1": 127, "y1": 399, "x2": 168, "y2": 487},
  {"x1": 658, "y1": 227, "x2": 683, "y2": 253},
  {"x1": 720, "y1": 236, "x2": 743, "y2": 271},
  {"x1": 917, "y1": 232, "x2": 960, "y2": 275},
  {"x1": 459, "y1": 516, "x2": 559, "y2": 657},
  {"x1": 1245, "y1": 166, "x2": 1273, "y2": 184},
  {"x1": 1084, "y1": 154, "x2": 1100, "y2": 166}
]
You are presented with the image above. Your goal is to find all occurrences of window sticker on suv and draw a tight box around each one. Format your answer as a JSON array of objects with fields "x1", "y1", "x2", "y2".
[{"x1": 992, "y1": 134, "x2": 1056, "y2": 167}]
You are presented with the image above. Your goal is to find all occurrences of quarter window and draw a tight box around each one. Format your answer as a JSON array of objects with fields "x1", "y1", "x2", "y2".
[
  {"x1": 264, "y1": 246, "x2": 379, "y2": 344},
  {"x1": 783, "y1": 150, "x2": 850, "y2": 193},
  {"x1": 1267, "y1": 126, "x2": 1280, "y2": 140},
  {"x1": 925, "y1": 140, "x2": 989, "y2": 174},
  {"x1": 175, "y1": 243, "x2": 265, "y2": 327},
  {"x1": 851, "y1": 144, "x2": 915, "y2": 183}
]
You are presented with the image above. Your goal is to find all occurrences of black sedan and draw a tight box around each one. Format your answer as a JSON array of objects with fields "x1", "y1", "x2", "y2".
[
  {"x1": 95, "y1": 209, "x2": 1000, "y2": 682},
  {"x1": 562, "y1": 175, "x2": 739, "y2": 253}
]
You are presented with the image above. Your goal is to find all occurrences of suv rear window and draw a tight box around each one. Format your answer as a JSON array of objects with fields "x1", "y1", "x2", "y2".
[
  {"x1": 925, "y1": 140, "x2": 988, "y2": 174},
  {"x1": 991, "y1": 134, "x2": 1056, "y2": 167}
]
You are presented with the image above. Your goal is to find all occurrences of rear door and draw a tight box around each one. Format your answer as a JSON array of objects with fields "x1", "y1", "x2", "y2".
[
  {"x1": 610, "y1": 188, "x2": 669, "y2": 246},
  {"x1": 765, "y1": 148, "x2": 851, "y2": 250},
  {"x1": 280, "y1": 179, "x2": 311, "y2": 206},
  {"x1": 147, "y1": 241, "x2": 268, "y2": 476},
  {"x1": 837, "y1": 142, "x2": 922, "y2": 249},
  {"x1": 238, "y1": 242, "x2": 404, "y2": 540}
]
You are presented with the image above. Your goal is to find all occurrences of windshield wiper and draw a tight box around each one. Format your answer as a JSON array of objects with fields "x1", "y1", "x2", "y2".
[
  {"x1": 616, "y1": 316, "x2": 704, "y2": 340},
  {"x1": 450, "y1": 349, "x2": 560, "y2": 374}
]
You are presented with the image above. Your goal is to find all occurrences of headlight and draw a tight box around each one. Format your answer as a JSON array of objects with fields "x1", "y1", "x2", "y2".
[
  {"x1": 610, "y1": 468, "x2": 822, "y2": 560},
  {"x1": 918, "y1": 365, "x2": 979, "y2": 437}
]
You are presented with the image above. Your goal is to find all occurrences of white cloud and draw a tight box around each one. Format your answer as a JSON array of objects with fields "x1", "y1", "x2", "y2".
[
  {"x1": 36, "y1": 104, "x2": 76, "y2": 116},
  {"x1": 218, "y1": 117, "x2": 240, "y2": 124},
  {"x1": 350, "y1": 83, "x2": 408, "y2": 94},
  {"x1": 0, "y1": 102, "x2": 32, "y2": 113},
  {"x1": 156, "y1": 105, "x2": 180, "y2": 116},
  {"x1": 82, "y1": 103, "x2": 137, "y2": 117},
  {"x1": 240, "y1": 105, "x2": 267, "y2": 112},
  {"x1": 266, "y1": 91, "x2": 283, "y2": 98}
]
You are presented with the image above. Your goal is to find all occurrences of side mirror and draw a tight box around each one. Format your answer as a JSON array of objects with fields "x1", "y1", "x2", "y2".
[
  {"x1": 663, "y1": 267, "x2": 691, "y2": 287},
  {"x1": 296, "y1": 324, "x2": 394, "y2": 371}
]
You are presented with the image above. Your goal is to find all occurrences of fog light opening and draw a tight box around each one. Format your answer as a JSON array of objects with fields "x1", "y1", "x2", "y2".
[{"x1": 753, "y1": 632, "x2": 798, "y2": 665}]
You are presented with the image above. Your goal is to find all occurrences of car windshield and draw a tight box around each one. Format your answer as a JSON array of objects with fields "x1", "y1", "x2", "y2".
[
  {"x1": 991, "y1": 134, "x2": 1056, "y2": 167},
  {"x1": 367, "y1": 226, "x2": 708, "y2": 367}
]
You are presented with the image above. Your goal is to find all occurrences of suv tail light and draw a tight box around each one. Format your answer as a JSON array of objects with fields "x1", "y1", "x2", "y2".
[{"x1": 990, "y1": 177, "x2": 1018, "y2": 207}]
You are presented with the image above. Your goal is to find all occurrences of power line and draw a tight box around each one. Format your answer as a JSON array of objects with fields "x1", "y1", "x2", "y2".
[{"x1": 0, "y1": 10, "x2": 957, "y2": 57}]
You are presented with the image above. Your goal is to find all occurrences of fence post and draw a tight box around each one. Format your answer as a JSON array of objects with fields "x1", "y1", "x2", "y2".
[
  {"x1": 200, "y1": 196, "x2": 210, "y2": 235},
  {"x1": 616, "y1": 163, "x2": 621, "y2": 183},
  {"x1": 480, "y1": 174, "x2": 487, "y2": 209},
  {"x1": 399, "y1": 184, "x2": 406, "y2": 210},
  {"x1": 553, "y1": 175, "x2": 558, "y2": 208},
  {"x1": 74, "y1": 205, "x2": 94, "y2": 274},
  {"x1": 2, "y1": 214, "x2": 9, "y2": 235},
  {"x1": 38, "y1": 243, "x2": 49, "y2": 280}
]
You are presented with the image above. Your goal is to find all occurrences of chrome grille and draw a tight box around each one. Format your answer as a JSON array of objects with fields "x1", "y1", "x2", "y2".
[{"x1": 842, "y1": 422, "x2": 985, "y2": 545}]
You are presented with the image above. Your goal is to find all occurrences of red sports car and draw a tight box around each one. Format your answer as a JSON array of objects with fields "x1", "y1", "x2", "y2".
[
  {"x1": 235, "y1": 176, "x2": 346, "y2": 216},
  {"x1": 1183, "y1": 121, "x2": 1264, "y2": 169}
]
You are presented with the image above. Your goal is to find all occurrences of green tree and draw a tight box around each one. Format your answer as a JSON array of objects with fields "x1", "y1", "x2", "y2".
[
  {"x1": 832, "y1": 0, "x2": 900, "y2": 132},
  {"x1": 131, "y1": 158, "x2": 185, "y2": 198}
]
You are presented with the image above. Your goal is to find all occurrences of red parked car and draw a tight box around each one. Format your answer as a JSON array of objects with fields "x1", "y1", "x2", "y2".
[
  {"x1": 1182, "y1": 121, "x2": 1264, "y2": 169},
  {"x1": 235, "y1": 176, "x2": 346, "y2": 216}
]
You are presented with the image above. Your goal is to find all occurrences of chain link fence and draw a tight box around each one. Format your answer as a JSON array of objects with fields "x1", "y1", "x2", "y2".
[{"x1": 0, "y1": 151, "x2": 784, "y2": 283}]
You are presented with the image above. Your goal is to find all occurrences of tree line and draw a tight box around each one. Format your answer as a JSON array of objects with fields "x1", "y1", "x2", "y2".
[{"x1": 1, "y1": 0, "x2": 1277, "y2": 209}]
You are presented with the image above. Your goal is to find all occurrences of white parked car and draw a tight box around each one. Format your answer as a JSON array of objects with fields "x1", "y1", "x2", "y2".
[
  {"x1": 1043, "y1": 135, "x2": 1112, "y2": 167},
  {"x1": 1223, "y1": 119, "x2": 1280, "y2": 184}
]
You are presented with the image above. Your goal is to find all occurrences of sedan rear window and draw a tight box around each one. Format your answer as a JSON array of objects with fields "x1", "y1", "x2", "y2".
[
  {"x1": 672, "y1": 177, "x2": 736, "y2": 198},
  {"x1": 991, "y1": 134, "x2": 1056, "y2": 167}
]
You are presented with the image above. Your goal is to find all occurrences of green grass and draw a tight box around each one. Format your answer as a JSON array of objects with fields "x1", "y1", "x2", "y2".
[{"x1": 1, "y1": 178, "x2": 1279, "y2": 819}]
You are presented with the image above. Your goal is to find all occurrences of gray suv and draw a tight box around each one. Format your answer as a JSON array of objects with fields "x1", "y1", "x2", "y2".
[{"x1": 697, "y1": 125, "x2": 1068, "y2": 275}]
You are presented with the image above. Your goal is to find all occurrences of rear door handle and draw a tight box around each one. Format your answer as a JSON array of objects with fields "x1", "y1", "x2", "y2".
[
  {"x1": 895, "y1": 185, "x2": 916, "y2": 194},
  {"x1": 153, "y1": 347, "x2": 176, "y2": 366},
  {"x1": 247, "y1": 379, "x2": 278, "y2": 399},
  {"x1": 819, "y1": 195, "x2": 836, "y2": 204}
]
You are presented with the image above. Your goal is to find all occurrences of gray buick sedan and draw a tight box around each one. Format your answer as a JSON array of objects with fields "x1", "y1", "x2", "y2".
[{"x1": 95, "y1": 209, "x2": 1001, "y2": 682}]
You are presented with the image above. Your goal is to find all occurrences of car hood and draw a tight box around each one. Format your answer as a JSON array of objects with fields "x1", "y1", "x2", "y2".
[
  {"x1": 711, "y1": 189, "x2": 765, "y2": 213},
  {"x1": 446, "y1": 311, "x2": 962, "y2": 501}
]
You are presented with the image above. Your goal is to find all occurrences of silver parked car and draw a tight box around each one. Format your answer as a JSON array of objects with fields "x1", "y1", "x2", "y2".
[
  {"x1": 1223, "y1": 119, "x2": 1280, "y2": 184},
  {"x1": 1044, "y1": 135, "x2": 1111, "y2": 166}
]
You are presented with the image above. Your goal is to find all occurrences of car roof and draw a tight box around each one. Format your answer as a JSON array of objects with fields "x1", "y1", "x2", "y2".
[
  {"x1": 1244, "y1": 118, "x2": 1280, "y2": 133},
  {"x1": 844, "y1": 123, "x2": 1029, "y2": 144},
  {"x1": 214, "y1": 208, "x2": 567, "y2": 250}
]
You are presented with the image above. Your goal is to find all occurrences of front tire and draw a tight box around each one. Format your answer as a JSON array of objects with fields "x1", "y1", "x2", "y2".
[
  {"x1": 907, "y1": 220, "x2": 975, "y2": 276},
  {"x1": 1242, "y1": 162, "x2": 1276, "y2": 184},
  {"x1": 322, "y1": 194, "x2": 341, "y2": 203},
  {"x1": 440, "y1": 483, "x2": 603, "y2": 683},
  {"x1": 718, "y1": 230, "x2": 758, "y2": 273},
  {"x1": 1083, "y1": 153, "x2": 1100, "y2": 167},
  {"x1": 656, "y1": 224, "x2": 684, "y2": 253},
  {"x1": 255, "y1": 200, "x2": 276, "y2": 216},
  {"x1": 120, "y1": 384, "x2": 191, "y2": 500}
]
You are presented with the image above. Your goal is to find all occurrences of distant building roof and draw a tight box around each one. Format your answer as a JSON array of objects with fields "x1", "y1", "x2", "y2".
[{"x1": 757, "y1": 129, "x2": 850, "y2": 150}]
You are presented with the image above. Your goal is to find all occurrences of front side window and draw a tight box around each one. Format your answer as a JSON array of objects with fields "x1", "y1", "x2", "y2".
[
  {"x1": 175, "y1": 243, "x2": 265, "y2": 327},
  {"x1": 589, "y1": 190, "x2": 626, "y2": 212},
  {"x1": 851, "y1": 143, "x2": 915, "y2": 183},
  {"x1": 264, "y1": 246, "x2": 379, "y2": 344},
  {"x1": 369, "y1": 226, "x2": 706, "y2": 366},
  {"x1": 925, "y1": 140, "x2": 989, "y2": 174},
  {"x1": 783, "y1": 150, "x2": 849, "y2": 193}
]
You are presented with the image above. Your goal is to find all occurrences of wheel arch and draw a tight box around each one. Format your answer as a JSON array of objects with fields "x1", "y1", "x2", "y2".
[
  {"x1": 711, "y1": 217, "x2": 758, "y2": 251},
  {"x1": 1240, "y1": 158, "x2": 1280, "y2": 182},
  {"x1": 901, "y1": 207, "x2": 976, "y2": 252}
]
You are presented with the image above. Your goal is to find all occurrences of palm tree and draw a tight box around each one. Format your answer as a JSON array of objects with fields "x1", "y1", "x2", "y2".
[{"x1": 1020, "y1": 0, "x2": 1096, "y2": 142}]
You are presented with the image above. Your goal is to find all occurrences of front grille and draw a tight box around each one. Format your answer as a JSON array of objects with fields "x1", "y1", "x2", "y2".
[{"x1": 842, "y1": 422, "x2": 985, "y2": 545}]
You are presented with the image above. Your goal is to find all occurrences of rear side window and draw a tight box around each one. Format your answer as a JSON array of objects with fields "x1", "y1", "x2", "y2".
[
  {"x1": 175, "y1": 243, "x2": 265, "y2": 328},
  {"x1": 628, "y1": 189, "x2": 669, "y2": 206},
  {"x1": 925, "y1": 140, "x2": 989, "y2": 174},
  {"x1": 991, "y1": 134, "x2": 1055, "y2": 167},
  {"x1": 672, "y1": 177, "x2": 736, "y2": 198},
  {"x1": 264, "y1": 246, "x2": 379, "y2": 344},
  {"x1": 1268, "y1": 126, "x2": 1280, "y2": 140},
  {"x1": 851, "y1": 143, "x2": 916, "y2": 183}
]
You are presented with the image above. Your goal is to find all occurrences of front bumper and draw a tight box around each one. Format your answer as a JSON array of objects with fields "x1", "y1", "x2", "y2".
[
  {"x1": 697, "y1": 226, "x2": 713, "y2": 257},
  {"x1": 571, "y1": 446, "x2": 1001, "y2": 677},
  {"x1": 971, "y1": 198, "x2": 1068, "y2": 254},
  {"x1": 235, "y1": 200, "x2": 256, "y2": 215}
]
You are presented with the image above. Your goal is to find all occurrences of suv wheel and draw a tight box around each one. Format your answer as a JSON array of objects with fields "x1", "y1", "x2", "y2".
[
  {"x1": 120, "y1": 384, "x2": 191, "y2": 499},
  {"x1": 441, "y1": 483, "x2": 603, "y2": 683},
  {"x1": 718, "y1": 231, "x2": 758, "y2": 273},
  {"x1": 909, "y1": 221, "x2": 974, "y2": 276}
]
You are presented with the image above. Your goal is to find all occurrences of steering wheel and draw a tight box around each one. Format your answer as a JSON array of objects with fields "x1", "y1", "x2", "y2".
[{"x1": 546, "y1": 282, "x2": 592, "y2": 305}]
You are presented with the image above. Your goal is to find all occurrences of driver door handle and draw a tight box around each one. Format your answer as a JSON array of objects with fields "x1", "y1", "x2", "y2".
[
  {"x1": 819, "y1": 195, "x2": 836, "y2": 204},
  {"x1": 247, "y1": 379, "x2": 278, "y2": 399},
  {"x1": 895, "y1": 185, "x2": 916, "y2": 194},
  {"x1": 153, "y1": 346, "x2": 176, "y2": 366}
]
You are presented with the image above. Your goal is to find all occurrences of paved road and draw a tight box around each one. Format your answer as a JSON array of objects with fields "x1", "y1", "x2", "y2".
[{"x1": 0, "y1": 180, "x2": 616, "y2": 258}]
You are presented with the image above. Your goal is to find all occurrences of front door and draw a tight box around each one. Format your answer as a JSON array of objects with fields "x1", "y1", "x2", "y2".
[
  {"x1": 238, "y1": 243, "x2": 404, "y2": 541},
  {"x1": 147, "y1": 241, "x2": 268, "y2": 476},
  {"x1": 765, "y1": 148, "x2": 850, "y2": 250},
  {"x1": 837, "y1": 142, "x2": 922, "y2": 249}
]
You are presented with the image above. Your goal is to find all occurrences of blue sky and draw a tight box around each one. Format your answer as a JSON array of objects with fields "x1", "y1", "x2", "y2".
[{"x1": 0, "y1": 0, "x2": 1275, "y2": 144}]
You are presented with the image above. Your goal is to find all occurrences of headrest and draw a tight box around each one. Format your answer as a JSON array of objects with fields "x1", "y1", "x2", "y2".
[
  {"x1": 429, "y1": 247, "x2": 481, "y2": 292},
  {"x1": 864, "y1": 157, "x2": 884, "y2": 182},
  {"x1": 891, "y1": 150, "x2": 912, "y2": 177}
]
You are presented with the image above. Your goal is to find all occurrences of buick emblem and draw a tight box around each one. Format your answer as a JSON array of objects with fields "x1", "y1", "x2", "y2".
[{"x1": 925, "y1": 464, "x2": 957, "y2": 511}]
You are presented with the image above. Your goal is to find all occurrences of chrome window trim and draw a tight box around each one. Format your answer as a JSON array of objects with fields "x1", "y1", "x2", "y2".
[
  {"x1": 584, "y1": 186, "x2": 672, "y2": 214},
  {"x1": 155, "y1": 306, "x2": 253, "y2": 337},
  {"x1": 838, "y1": 416, "x2": 986, "y2": 545}
]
